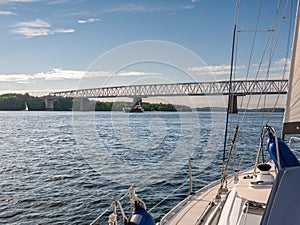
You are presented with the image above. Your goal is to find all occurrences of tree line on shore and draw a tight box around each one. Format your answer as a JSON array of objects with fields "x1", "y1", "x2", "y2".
[
  {"x1": 0, "y1": 93, "x2": 191, "y2": 111},
  {"x1": 0, "y1": 93, "x2": 284, "y2": 112}
]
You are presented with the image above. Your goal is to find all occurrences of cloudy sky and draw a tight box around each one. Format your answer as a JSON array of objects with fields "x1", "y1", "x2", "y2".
[{"x1": 0, "y1": 0, "x2": 296, "y2": 106}]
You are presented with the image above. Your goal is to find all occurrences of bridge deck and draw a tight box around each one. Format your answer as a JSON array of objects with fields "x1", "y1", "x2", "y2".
[{"x1": 49, "y1": 80, "x2": 288, "y2": 98}]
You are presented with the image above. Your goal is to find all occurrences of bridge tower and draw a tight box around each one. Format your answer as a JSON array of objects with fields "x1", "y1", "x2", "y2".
[
  {"x1": 73, "y1": 98, "x2": 91, "y2": 111},
  {"x1": 228, "y1": 95, "x2": 238, "y2": 114},
  {"x1": 45, "y1": 97, "x2": 54, "y2": 111}
]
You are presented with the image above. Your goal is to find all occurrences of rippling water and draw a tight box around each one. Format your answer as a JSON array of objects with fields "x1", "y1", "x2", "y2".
[{"x1": 0, "y1": 111, "x2": 284, "y2": 224}]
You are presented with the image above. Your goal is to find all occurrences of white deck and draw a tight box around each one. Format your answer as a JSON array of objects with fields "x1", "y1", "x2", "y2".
[{"x1": 160, "y1": 164, "x2": 276, "y2": 225}]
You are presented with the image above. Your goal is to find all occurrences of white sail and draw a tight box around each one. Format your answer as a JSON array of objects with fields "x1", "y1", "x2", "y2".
[
  {"x1": 282, "y1": 0, "x2": 300, "y2": 138},
  {"x1": 24, "y1": 102, "x2": 29, "y2": 111}
]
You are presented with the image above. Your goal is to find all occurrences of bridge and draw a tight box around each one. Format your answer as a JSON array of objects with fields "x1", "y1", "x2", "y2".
[{"x1": 46, "y1": 79, "x2": 288, "y2": 113}]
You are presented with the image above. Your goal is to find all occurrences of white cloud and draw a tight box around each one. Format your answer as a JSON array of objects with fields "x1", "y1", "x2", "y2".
[
  {"x1": 47, "y1": 0, "x2": 69, "y2": 4},
  {"x1": 35, "y1": 69, "x2": 161, "y2": 80},
  {"x1": 12, "y1": 18, "x2": 51, "y2": 27},
  {"x1": 117, "y1": 71, "x2": 162, "y2": 76},
  {"x1": 0, "y1": 69, "x2": 163, "y2": 83},
  {"x1": 0, "y1": 0, "x2": 42, "y2": 4},
  {"x1": 35, "y1": 69, "x2": 85, "y2": 80},
  {"x1": 11, "y1": 27, "x2": 52, "y2": 37},
  {"x1": 103, "y1": 3, "x2": 198, "y2": 14},
  {"x1": 77, "y1": 18, "x2": 99, "y2": 24},
  {"x1": 103, "y1": 4, "x2": 145, "y2": 13},
  {"x1": 273, "y1": 58, "x2": 291, "y2": 66},
  {"x1": 35, "y1": 68, "x2": 109, "y2": 80},
  {"x1": 0, "y1": 74, "x2": 33, "y2": 82},
  {"x1": 0, "y1": 10, "x2": 16, "y2": 15},
  {"x1": 188, "y1": 64, "x2": 245, "y2": 76},
  {"x1": 10, "y1": 18, "x2": 74, "y2": 38},
  {"x1": 180, "y1": 5, "x2": 194, "y2": 10},
  {"x1": 250, "y1": 58, "x2": 291, "y2": 79},
  {"x1": 53, "y1": 28, "x2": 75, "y2": 33}
]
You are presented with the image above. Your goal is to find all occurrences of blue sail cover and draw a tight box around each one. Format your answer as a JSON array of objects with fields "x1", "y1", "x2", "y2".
[
  {"x1": 129, "y1": 206, "x2": 155, "y2": 225},
  {"x1": 260, "y1": 166, "x2": 300, "y2": 225},
  {"x1": 266, "y1": 136, "x2": 299, "y2": 169}
]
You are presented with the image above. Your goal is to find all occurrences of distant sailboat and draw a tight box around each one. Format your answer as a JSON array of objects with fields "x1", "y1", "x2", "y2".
[{"x1": 24, "y1": 102, "x2": 29, "y2": 111}]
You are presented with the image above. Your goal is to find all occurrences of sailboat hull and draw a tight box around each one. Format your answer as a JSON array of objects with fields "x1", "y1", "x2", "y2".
[{"x1": 159, "y1": 164, "x2": 275, "y2": 225}]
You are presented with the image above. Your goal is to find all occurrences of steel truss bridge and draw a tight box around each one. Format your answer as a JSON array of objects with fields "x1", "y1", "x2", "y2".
[{"x1": 49, "y1": 79, "x2": 288, "y2": 98}]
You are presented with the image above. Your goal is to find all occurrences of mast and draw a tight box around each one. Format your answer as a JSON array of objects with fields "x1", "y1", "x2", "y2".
[
  {"x1": 220, "y1": 24, "x2": 237, "y2": 190},
  {"x1": 282, "y1": 0, "x2": 300, "y2": 139}
]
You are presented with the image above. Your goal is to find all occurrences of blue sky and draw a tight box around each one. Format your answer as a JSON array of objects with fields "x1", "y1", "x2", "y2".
[{"x1": 0, "y1": 0, "x2": 296, "y2": 107}]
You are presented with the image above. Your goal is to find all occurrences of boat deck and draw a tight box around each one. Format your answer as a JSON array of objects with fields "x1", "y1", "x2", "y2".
[{"x1": 160, "y1": 164, "x2": 276, "y2": 225}]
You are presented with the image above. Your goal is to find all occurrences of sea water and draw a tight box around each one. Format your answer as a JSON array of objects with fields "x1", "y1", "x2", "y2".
[{"x1": 0, "y1": 111, "x2": 284, "y2": 224}]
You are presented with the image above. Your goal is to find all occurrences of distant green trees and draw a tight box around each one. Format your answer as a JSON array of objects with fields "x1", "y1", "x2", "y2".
[
  {"x1": 92, "y1": 101, "x2": 191, "y2": 111},
  {"x1": 142, "y1": 102, "x2": 191, "y2": 111},
  {"x1": 54, "y1": 98, "x2": 73, "y2": 111},
  {"x1": 0, "y1": 93, "x2": 192, "y2": 111},
  {"x1": 94, "y1": 101, "x2": 113, "y2": 111},
  {"x1": 0, "y1": 93, "x2": 44, "y2": 110}
]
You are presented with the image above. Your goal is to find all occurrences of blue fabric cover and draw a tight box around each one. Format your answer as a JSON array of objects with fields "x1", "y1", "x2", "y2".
[
  {"x1": 260, "y1": 166, "x2": 300, "y2": 225},
  {"x1": 266, "y1": 135, "x2": 299, "y2": 169},
  {"x1": 129, "y1": 206, "x2": 155, "y2": 225}
]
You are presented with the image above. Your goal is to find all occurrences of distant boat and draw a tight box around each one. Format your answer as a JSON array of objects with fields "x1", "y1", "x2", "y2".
[
  {"x1": 123, "y1": 103, "x2": 144, "y2": 113},
  {"x1": 24, "y1": 102, "x2": 29, "y2": 111}
]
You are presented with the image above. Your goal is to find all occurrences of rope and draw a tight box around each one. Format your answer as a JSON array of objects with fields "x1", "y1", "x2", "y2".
[
  {"x1": 128, "y1": 185, "x2": 147, "y2": 213},
  {"x1": 242, "y1": 202, "x2": 250, "y2": 225}
]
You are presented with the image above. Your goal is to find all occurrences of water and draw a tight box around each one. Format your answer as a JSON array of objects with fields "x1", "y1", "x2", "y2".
[{"x1": 0, "y1": 111, "x2": 284, "y2": 224}]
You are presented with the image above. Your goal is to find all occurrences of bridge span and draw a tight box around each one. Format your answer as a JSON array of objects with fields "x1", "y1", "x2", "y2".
[{"x1": 47, "y1": 79, "x2": 288, "y2": 113}]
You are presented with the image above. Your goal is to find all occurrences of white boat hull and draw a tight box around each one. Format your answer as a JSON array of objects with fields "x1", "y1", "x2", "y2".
[{"x1": 159, "y1": 163, "x2": 275, "y2": 225}]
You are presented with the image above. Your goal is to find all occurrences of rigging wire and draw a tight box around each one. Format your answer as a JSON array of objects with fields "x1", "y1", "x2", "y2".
[
  {"x1": 240, "y1": 0, "x2": 283, "y2": 125},
  {"x1": 268, "y1": 0, "x2": 295, "y2": 121},
  {"x1": 239, "y1": 1, "x2": 290, "y2": 170},
  {"x1": 235, "y1": 0, "x2": 290, "y2": 170},
  {"x1": 224, "y1": 0, "x2": 265, "y2": 180},
  {"x1": 248, "y1": 0, "x2": 289, "y2": 141},
  {"x1": 148, "y1": 177, "x2": 191, "y2": 212},
  {"x1": 233, "y1": 0, "x2": 264, "y2": 170},
  {"x1": 238, "y1": 0, "x2": 263, "y2": 125},
  {"x1": 233, "y1": 0, "x2": 241, "y2": 84},
  {"x1": 259, "y1": 0, "x2": 290, "y2": 123}
]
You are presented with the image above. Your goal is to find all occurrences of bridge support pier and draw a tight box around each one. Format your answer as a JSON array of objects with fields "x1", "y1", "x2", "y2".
[
  {"x1": 228, "y1": 95, "x2": 238, "y2": 114},
  {"x1": 79, "y1": 98, "x2": 91, "y2": 111},
  {"x1": 45, "y1": 98, "x2": 54, "y2": 111},
  {"x1": 73, "y1": 98, "x2": 91, "y2": 111}
]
